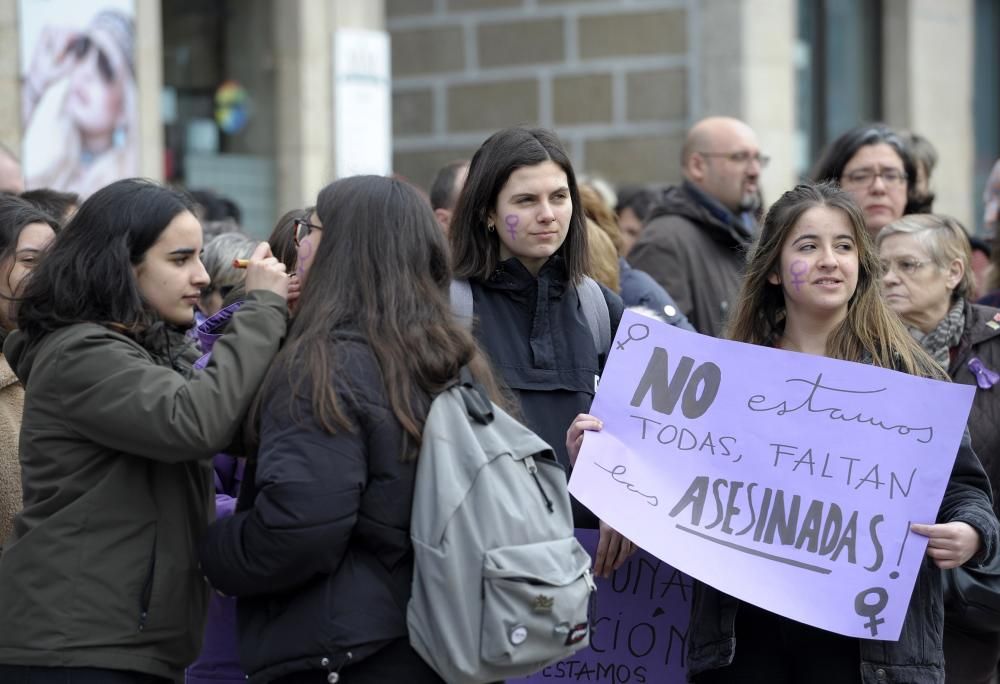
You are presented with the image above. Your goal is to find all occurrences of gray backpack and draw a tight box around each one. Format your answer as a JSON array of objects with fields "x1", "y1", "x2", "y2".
[{"x1": 407, "y1": 370, "x2": 595, "y2": 683}]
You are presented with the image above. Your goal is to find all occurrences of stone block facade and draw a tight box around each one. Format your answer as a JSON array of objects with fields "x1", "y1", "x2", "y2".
[{"x1": 388, "y1": 0, "x2": 694, "y2": 192}]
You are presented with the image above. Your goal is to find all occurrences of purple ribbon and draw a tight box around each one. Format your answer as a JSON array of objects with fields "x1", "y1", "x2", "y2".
[{"x1": 968, "y1": 357, "x2": 999, "y2": 390}]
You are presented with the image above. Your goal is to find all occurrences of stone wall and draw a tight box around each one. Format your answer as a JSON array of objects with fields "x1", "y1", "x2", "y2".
[{"x1": 388, "y1": 0, "x2": 695, "y2": 193}]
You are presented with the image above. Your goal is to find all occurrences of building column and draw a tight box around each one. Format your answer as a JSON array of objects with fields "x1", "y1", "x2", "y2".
[
  {"x1": 273, "y1": 0, "x2": 384, "y2": 212},
  {"x1": 697, "y1": 0, "x2": 797, "y2": 210},
  {"x1": 0, "y1": 0, "x2": 19, "y2": 154},
  {"x1": 136, "y1": 0, "x2": 164, "y2": 182},
  {"x1": 883, "y1": 0, "x2": 974, "y2": 228}
]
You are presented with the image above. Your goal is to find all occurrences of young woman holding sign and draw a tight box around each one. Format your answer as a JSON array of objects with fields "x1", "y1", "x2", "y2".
[{"x1": 683, "y1": 182, "x2": 998, "y2": 683}]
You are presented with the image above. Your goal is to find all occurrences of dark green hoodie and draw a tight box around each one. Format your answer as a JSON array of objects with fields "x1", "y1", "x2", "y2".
[{"x1": 0, "y1": 290, "x2": 286, "y2": 682}]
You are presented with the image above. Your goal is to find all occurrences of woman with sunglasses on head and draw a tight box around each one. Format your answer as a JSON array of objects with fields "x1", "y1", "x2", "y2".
[
  {"x1": 0, "y1": 178, "x2": 289, "y2": 684},
  {"x1": 686, "y1": 182, "x2": 997, "y2": 684},
  {"x1": 21, "y1": 8, "x2": 137, "y2": 197},
  {"x1": 0, "y1": 196, "x2": 57, "y2": 547},
  {"x1": 199, "y1": 175, "x2": 504, "y2": 683}
]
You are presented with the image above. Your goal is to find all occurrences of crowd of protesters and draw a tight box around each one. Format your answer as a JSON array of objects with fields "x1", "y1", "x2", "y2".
[{"x1": 0, "y1": 118, "x2": 997, "y2": 684}]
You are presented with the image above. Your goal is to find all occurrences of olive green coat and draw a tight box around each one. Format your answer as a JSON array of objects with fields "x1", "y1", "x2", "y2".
[{"x1": 0, "y1": 290, "x2": 286, "y2": 682}]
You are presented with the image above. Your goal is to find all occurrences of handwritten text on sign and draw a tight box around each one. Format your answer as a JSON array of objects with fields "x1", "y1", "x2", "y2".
[
  {"x1": 569, "y1": 311, "x2": 975, "y2": 641},
  {"x1": 512, "y1": 529, "x2": 689, "y2": 684}
]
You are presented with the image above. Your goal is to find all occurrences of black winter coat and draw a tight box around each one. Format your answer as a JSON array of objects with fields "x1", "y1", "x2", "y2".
[
  {"x1": 470, "y1": 256, "x2": 623, "y2": 528},
  {"x1": 949, "y1": 302, "x2": 1000, "y2": 516},
  {"x1": 199, "y1": 335, "x2": 432, "y2": 683},
  {"x1": 628, "y1": 182, "x2": 753, "y2": 337}
]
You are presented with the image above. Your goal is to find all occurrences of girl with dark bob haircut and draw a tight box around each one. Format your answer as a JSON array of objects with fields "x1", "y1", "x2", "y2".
[
  {"x1": 686, "y1": 182, "x2": 998, "y2": 684},
  {"x1": 0, "y1": 194, "x2": 58, "y2": 546},
  {"x1": 450, "y1": 127, "x2": 634, "y2": 578},
  {"x1": 200, "y1": 175, "x2": 503, "y2": 683},
  {"x1": 810, "y1": 124, "x2": 923, "y2": 238},
  {"x1": 0, "y1": 178, "x2": 289, "y2": 684}
]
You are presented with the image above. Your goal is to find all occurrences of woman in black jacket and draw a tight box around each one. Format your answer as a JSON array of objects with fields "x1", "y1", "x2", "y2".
[
  {"x1": 199, "y1": 175, "x2": 502, "y2": 683},
  {"x1": 449, "y1": 126, "x2": 632, "y2": 577}
]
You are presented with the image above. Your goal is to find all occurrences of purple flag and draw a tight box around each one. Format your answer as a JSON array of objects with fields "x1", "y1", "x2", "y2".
[{"x1": 569, "y1": 311, "x2": 976, "y2": 641}]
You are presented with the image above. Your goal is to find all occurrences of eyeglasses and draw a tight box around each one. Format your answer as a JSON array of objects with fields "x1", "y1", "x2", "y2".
[
  {"x1": 68, "y1": 36, "x2": 116, "y2": 84},
  {"x1": 842, "y1": 168, "x2": 908, "y2": 188},
  {"x1": 879, "y1": 258, "x2": 930, "y2": 277},
  {"x1": 698, "y1": 151, "x2": 771, "y2": 168},
  {"x1": 293, "y1": 217, "x2": 322, "y2": 245}
]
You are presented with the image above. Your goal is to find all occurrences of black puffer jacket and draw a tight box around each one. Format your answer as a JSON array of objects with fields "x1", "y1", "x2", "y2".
[
  {"x1": 470, "y1": 256, "x2": 623, "y2": 528},
  {"x1": 628, "y1": 182, "x2": 753, "y2": 337},
  {"x1": 199, "y1": 334, "x2": 429, "y2": 683}
]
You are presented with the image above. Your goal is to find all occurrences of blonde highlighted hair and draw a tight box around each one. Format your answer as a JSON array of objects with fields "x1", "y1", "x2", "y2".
[{"x1": 726, "y1": 182, "x2": 945, "y2": 380}]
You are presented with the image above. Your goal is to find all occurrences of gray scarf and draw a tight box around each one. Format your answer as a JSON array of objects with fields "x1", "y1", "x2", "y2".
[{"x1": 909, "y1": 300, "x2": 965, "y2": 369}]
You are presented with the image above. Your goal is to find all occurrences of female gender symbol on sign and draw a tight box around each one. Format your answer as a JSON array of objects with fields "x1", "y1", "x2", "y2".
[
  {"x1": 854, "y1": 586, "x2": 889, "y2": 636},
  {"x1": 504, "y1": 214, "x2": 519, "y2": 240},
  {"x1": 616, "y1": 323, "x2": 650, "y2": 350},
  {"x1": 789, "y1": 260, "x2": 809, "y2": 292}
]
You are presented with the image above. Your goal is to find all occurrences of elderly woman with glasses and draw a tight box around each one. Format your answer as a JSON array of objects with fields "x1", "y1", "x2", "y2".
[
  {"x1": 812, "y1": 124, "x2": 922, "y2": 239},
  {"x1": 877, "y1": 213, "x2": 1000, "y2": 684}
]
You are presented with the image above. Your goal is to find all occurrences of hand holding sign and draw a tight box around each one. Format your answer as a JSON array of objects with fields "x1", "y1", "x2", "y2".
[
  {"x1": 566, "y1": 413, "x2": 603, "y2": 466},
  {"x1": 911, "y1": 521, "x2": 982, "y2": 569}
]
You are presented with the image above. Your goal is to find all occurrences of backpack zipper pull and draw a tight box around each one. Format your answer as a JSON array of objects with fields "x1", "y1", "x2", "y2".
[{"x1": 524, "y1": 455, "x2": 554, "y2": 513}]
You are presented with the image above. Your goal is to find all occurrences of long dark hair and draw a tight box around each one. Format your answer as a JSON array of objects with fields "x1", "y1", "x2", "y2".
[
  {"x1": 0, "y1": 194, "x2": 58, "y2": 276},
  {"x1": 16, "y1": 178, "x2": 196, "y2": 342},
  {"x1": 810, "y1": 124, "x2": 923, "y2": 215},
  {"x1": 450, "y1": 127, "x2": 589, "y2": 283},
  {"x1": 726, "y1": 182, "x2": 944, "y2": 380},
  {"x1": 262, "y1": 175, "x2": 502, "y2": 458}
]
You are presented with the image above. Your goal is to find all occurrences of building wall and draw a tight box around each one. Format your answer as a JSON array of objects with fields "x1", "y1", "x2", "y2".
[
  {"x1": 388, "y1": 0, "x2": 696, "y2": 193},
  {"x1": 883, "y1": 0, "x2": 974, "y2": 229}
]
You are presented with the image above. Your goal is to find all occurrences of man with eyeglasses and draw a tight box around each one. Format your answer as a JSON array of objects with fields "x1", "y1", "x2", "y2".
[{"x1": 629, "y1": 116, "x2": 765, "y2": 337}]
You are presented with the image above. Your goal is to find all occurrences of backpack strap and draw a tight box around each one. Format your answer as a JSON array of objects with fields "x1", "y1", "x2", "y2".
[
  {"x1": 450, "y1": 279, "x2": 474, "y2": 329},
  {"x1": 576, "y1": 276, "x2": 611, "y2": 354},
  {"x1": 458, "y1": 366, "x2": 494, "y2": 425},
  {"x1": 452, "y1": 275, "x2": 610, "y2": 353}
]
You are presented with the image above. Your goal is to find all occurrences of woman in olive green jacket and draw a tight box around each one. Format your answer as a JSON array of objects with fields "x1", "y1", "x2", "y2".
[
  {"x1": 0, "y1": 196, "x2": 57, "y2": 547},
  {"x1": 0, "y1": 179, "x2": 289, "y2": 684}
]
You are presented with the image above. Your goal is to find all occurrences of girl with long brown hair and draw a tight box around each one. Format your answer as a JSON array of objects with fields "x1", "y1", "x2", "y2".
[
  {"x1": 688, "y1": 182, "x2": 998, "y2": 684},
  {"x1": 199, "y1": 175, "x2": 500, "y2": 683}
]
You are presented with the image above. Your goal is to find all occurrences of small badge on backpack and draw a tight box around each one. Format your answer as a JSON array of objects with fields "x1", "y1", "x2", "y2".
[
  {"x1": 532, "y1": 594, "x2": 554, "y2": 614},
  {"x1": 509, "y1": 624, "x2": 529, "y2": 646}
]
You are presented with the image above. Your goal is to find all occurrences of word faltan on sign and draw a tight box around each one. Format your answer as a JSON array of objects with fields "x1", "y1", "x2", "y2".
[{"x1": 570, "y1": 311, "x2": 975, "y2": 641}]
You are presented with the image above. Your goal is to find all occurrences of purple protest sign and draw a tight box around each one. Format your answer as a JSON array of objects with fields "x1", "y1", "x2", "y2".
[
  {"x1": 512, "y1": 528, "x2": 689, "y2": 684},
  {"x1": 569, "y1": 311, "x2": 976, "y2": 641}
]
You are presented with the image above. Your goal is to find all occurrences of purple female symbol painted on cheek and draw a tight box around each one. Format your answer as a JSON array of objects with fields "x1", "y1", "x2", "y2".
[
  {"x1": 789, "y1": 260, "x2": 809, "y2": 292},
  {"x1": 504, "y1": 214, "x2": 519, "y2": 240}
]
